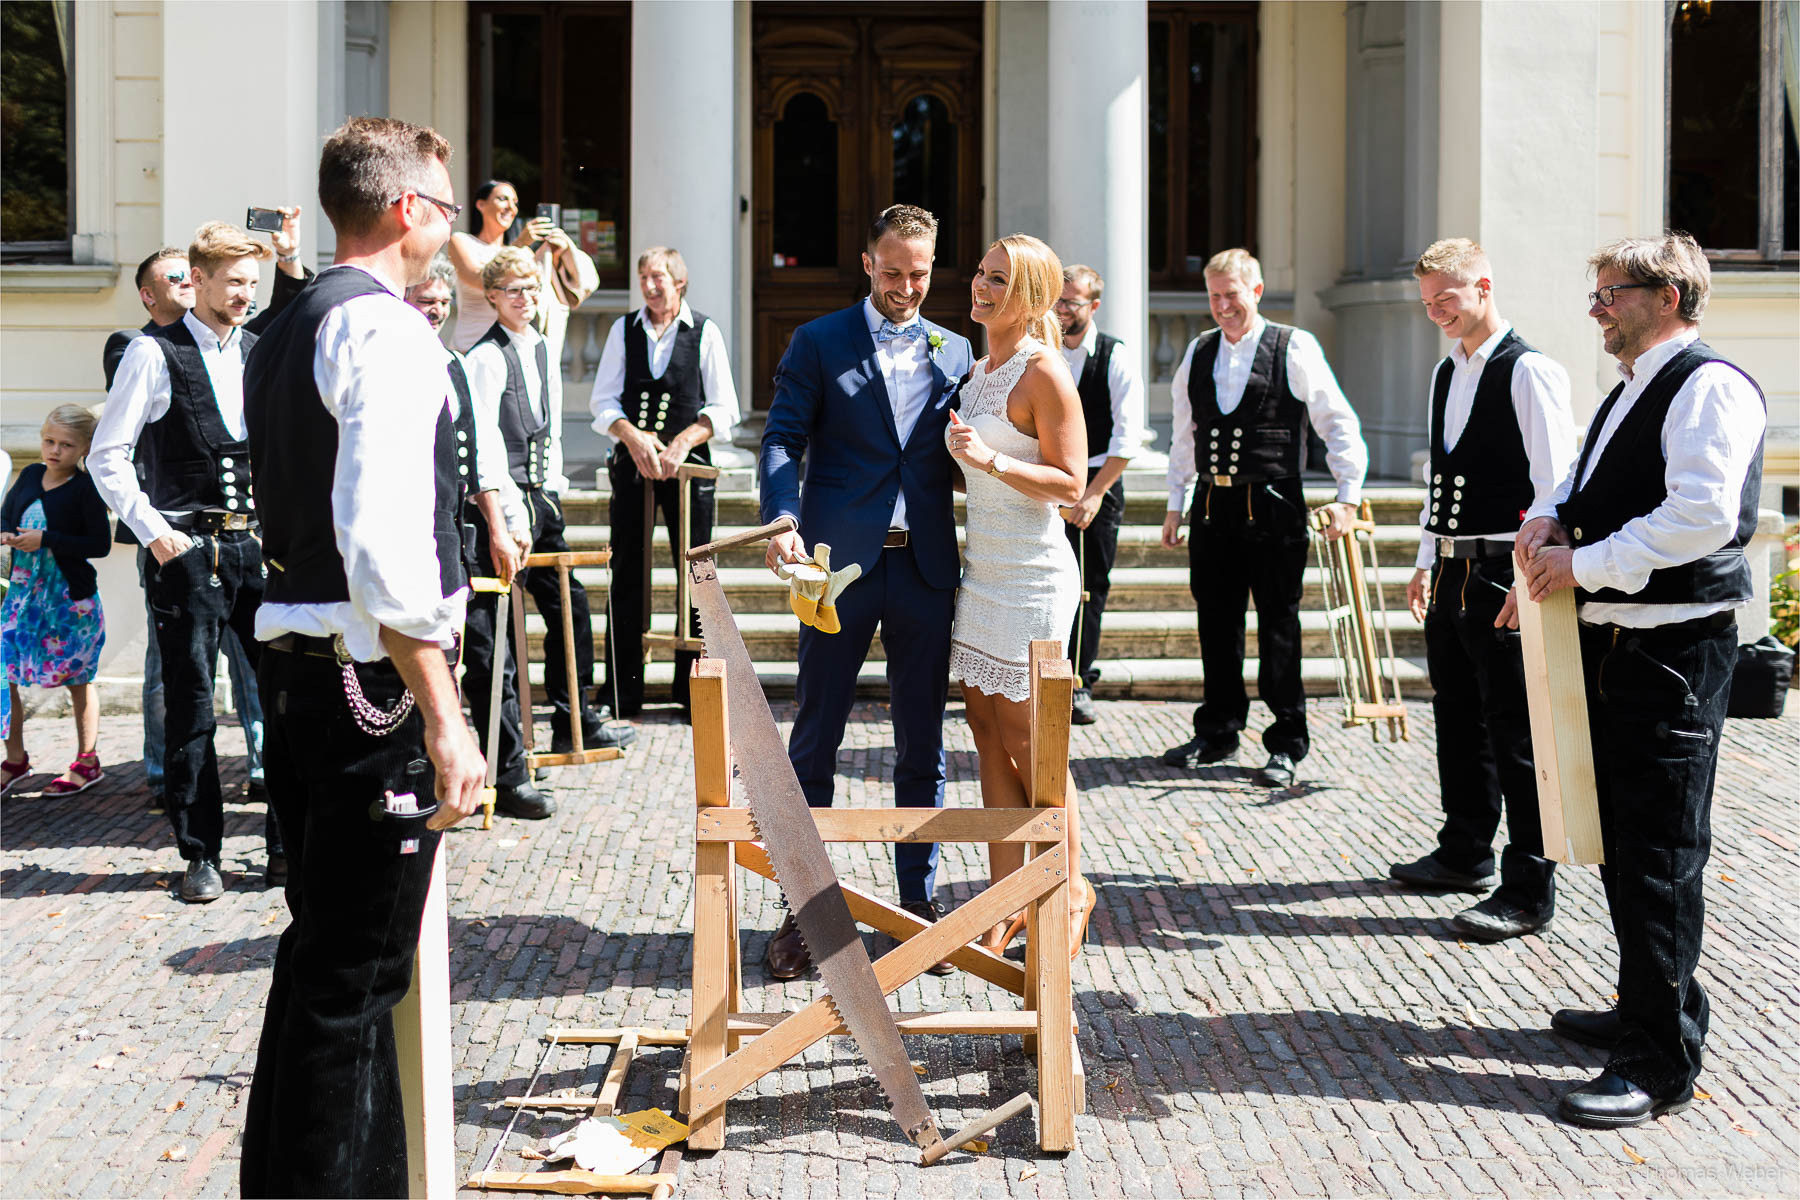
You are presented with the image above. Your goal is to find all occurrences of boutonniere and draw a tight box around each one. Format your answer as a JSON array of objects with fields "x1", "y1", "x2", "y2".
[{"x1": 927, "y1": 331, "x2": 945, "y2": 359}]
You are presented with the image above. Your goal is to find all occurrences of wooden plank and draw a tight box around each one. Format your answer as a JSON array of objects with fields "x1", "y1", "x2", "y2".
[
  {"x1": 542, "y1": 1028, "x2": 689, "y2": 1047},
  {"x1": 734, "y1": 843, "x2": 1026, "y2": 995},
  {"x1": 689, "y1": 845, "x2": 1068, "y2": 1118},
  {"x1": 699, "y1": 807, "x2": 1066, "y2": 844},
  {"x1": 726, "y1": 1011, "x2": 1063, "y2": 1037},
  {"x1": 524, "y1": 748, "x2": 622, "y2": 769},
  {"x1": 1071, "y1": 1034, "x2": 1086, "y2": 1115},
  {"x1": 1515, "y1": 585, "x2": 1605, "y2": 865},
  {"x1": 466, "y1": 1170, "x2": 675, "y2": 1195},
  {"x1": 395, "y1": 844, "x2": 454, "y2": 1199},
  {"x1": 594, "y1": 1029, "x2": 638, "y2": 1116},
  {"x1": 690, "y1": 662, "x2": 731, "y2": 808},
  {"x1": 1028, "y1": 645, "x2": 1072, "y2": 811},
  {"x1": 689, "y1": 660, "x2": 732, "y2": 1151},
  {"x1": 1034, "y1": 868, "x2": 1075, "y2": 1152},
  {"x1": 501, "y1": 1097, "x2": 602, "y2": 1111},
  {"x1": 522, "y1": 550, "x2": 613, "y2": 569}
]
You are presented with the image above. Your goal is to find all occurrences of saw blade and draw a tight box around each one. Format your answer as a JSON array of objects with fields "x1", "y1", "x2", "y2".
[{"x1": 688, "y1": 554, "x2": 943, "y2": 1151}]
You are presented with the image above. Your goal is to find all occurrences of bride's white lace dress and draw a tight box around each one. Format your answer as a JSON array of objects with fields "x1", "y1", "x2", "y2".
[{"x1": 947, "y1": 337, "x2": 1081, "y2": 702}]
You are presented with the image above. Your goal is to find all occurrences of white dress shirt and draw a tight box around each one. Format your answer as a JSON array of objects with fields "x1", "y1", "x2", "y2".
[
  {"x1": 1412, "y1": 324, "x2": 1577, "y2": 569},
  {"x1": 1165, "y1": 317, "x2": 1368, "y2": 512},
  {"x1": 254, "y1": 265, "x2": 467, "y2": 660},
  {"x1": 861, "y1": 298, "x2": 935, "y2": 530},
  {"x1": 447, "y1": 349, "x2": 528, "y2": 534},
  {"x1": 91, "y1": 311, "x2": 250, "y2": 546},
  {"x1": 1061, "y1": 323, "x2": 1147, "y2": 466},
  {"x1": 466, "y1": 322, "x2": 569, "y2": 493},
  {"x1": 1525, "y1": 328, "x2": 1766, "y2": 628},
  {"x1": 588, "y1": 301, "x2": 741, "y2": 445}
]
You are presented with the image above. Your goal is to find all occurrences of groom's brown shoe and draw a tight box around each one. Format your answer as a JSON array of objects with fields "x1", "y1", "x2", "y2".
[
  {"x1": 901, "y1": 900, "x2": 957, "y2": 976},
  {"x1": 764, "y1": 912, "x2": 811, "y2": 980}
]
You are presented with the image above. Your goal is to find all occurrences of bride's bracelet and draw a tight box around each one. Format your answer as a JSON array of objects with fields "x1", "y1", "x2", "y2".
[{"x1": 986, "y1": 453, "x2": 1011, "y2": 477}]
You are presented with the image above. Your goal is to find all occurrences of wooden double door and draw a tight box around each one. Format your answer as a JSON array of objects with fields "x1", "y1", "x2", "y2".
[{"x1": 749, "y1": 2, "x2": 984, "y2": 412}]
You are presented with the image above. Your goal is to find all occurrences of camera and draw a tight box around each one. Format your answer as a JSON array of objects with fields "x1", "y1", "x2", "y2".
[{"x1": 246, "y1": 207, "x2": 284, "y2": 234}]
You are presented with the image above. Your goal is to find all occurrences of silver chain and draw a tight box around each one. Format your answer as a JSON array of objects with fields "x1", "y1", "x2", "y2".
[{"x1": 335, "y1": 635, "x2": 416, "y2": 736}]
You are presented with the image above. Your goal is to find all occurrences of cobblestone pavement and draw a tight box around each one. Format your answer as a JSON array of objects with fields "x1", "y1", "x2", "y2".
[{"x1": 3, "y1": 696, "x2": 1797, "y2": 1199}]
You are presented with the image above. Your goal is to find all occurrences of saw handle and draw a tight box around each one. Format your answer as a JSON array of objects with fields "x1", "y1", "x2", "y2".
[{"x1": 687, "y1": 516, "x2": 797, "y2": 561}]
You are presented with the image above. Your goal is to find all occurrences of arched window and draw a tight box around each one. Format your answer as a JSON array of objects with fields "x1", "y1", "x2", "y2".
[
  {"x1": 892, "y1": 94, "x2": 958, "y2": 265},
  {"x1": 773, "y1": 92, "x2": 839, "y2": 268}
]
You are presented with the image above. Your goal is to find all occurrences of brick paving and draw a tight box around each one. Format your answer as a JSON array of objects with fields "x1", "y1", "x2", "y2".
[{"x1": 3, "y1": 694, "x2": 1798, "y2": 1198}]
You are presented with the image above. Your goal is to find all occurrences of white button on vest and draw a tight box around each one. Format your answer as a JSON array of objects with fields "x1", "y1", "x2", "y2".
[
  {"x1": 222, "y1": 472, "x2": 235, "y2": 483},
  {"x1": 221, "y1": 456, "x2": 234, "y2": 468},
  {"x1": 1454, "y1": 475, "x2": 1466, "y2": 486},
  {"x1": 226, "y1": 498, "x2": 239, "y2": 510},
  {"x1": 1573, "y1": 527, "x2": 1583, "y2": 540},
  {"x1": 1447, "y1": 518, "x2": 1458, "y2": 529}
]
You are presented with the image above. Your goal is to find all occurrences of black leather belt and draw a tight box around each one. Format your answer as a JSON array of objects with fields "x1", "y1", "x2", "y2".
[
  {"x1": 267, "y1": 632, "x2": 347, "y2": 661},
  {"x1": 1434, "y1": 536, "x2": 1513, "y2": 561},
  {"x1": 1586, "y1": 610, "x2": 1736, "y2": 639},
  {"x1": 883, "y1": 528, "x2": 910, "y2": 548},
  {"x1": 167, "y1": 510, "x2": 257, "y2": 533}
]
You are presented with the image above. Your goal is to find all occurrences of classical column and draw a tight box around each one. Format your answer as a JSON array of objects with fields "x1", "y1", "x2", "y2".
[
  {"x1": 631, "y1": 1, "x2": 736, "y2": 350},
  {"x1": 1046, "y1": 0, "x2": 1148, "y2": 366}
]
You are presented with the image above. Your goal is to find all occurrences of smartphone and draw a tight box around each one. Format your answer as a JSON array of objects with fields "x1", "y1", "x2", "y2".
[
  {"x1": 535, "y1": 202, "x2": 562, "y2": 228},
  {"x1": 246, "y1": 207, "x2": 284, "y2": 234}
]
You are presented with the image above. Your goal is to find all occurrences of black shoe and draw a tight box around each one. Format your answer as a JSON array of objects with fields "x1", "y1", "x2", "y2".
[
  {"x1": 533, "y1": 767, "x2": 550, "y2": 783},
  {"x1": 1257, "y1": 752, "x2": 1296, "y2": 788},
  {"x1": 1452, "y1": 894, "x2": 1552, "y2": 941},
  {"x1": 1558, "y1": 1069, "x2": 1691, "y2": 1129},
  {"x1": 1070, "y1": 688, "x2": 1098, "y2": 726},
  {"x1": 550, "y1": 717, "x2": 638, "y2": 755},
  {"x1": 247, "y1": 778, "x2": 268, "y2": 801},
  {"x1": 1551, "y1": 1007, "x2": 1625, "y2": 1049},
  {"x1": 765, "y1": 912, "x2": 811, "y2": 980},
  {"x1": 264, "y1": 853, "x2": 288, "y2": 889},
  {"x1": 1387, "y1": 853, "x2": 1497, "y2": 894},
  {"x1": 900, "y1": 900, "x2": 956, "y2": 976},
  {"x1": 148, "y1": 789, "x2": 165, "y2": 811},
  {"x1": 180, "y1": 859, "x2": 224, "y2": 903},
  {"x1": 1159, "y1": 736, "x2": 1237, "y2": 769},
  {"x1": 494, "y1": 782, "x2": 556, "y2": 820}
]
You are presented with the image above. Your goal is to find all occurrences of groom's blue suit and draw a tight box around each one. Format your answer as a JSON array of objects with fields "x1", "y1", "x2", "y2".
[{"x1": 759, "y1": 301, "x2": 972, "y2": 903}]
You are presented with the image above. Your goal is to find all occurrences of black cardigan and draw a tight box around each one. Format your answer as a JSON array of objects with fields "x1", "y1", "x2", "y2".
[{"x1": 0, "y1": 464, "x2": 112, "y2": 600}]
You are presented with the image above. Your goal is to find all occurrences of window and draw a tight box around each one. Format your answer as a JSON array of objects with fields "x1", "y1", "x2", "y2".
[
  {"x1": 891, "y1": 94, "x2": 959, "y2": 267},
  {"x1": 1667, "y1": 0, "x2": 1798, "y2": 262},
  {"x1": 1, "y1": 0, "x2": 73, "y2": 260},
  {"x1": 772, "y1": 92, "x2": 838, "y2": 269},
  {"x1": 1149, "y1": 2, "x2": 1258, "y2": 289},
  {"x1": 469, "y1": 2, "x2": 631, "y2": 285}
]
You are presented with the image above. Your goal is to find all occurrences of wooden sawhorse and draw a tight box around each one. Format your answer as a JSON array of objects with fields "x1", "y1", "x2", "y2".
[
  {"x1": 681, "y1": 642, "x2": 1084, "y2": 1157},
  {"x1": 511, "y1": 548, "x2": 623, "y2": 770},
  {"x1": 640, "y1": 462, "x2": 720, "y2": 665}
]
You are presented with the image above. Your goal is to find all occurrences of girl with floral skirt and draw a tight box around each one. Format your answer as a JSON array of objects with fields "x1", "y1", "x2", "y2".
[{"x1": 1, "y1": 405, "x2": 112, "y2": 796}]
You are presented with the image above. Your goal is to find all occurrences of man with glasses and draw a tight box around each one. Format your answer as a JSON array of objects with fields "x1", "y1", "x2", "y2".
[
  {"x1": 1513, "y1": 233, "x2": 1764, "y2": 1129},
  {"x1": 1054, "y1": 264, "x2": 1145, "y2": 725},
  {"x1": 467, "y1": 249, "x2": 633, "y2": 823}
]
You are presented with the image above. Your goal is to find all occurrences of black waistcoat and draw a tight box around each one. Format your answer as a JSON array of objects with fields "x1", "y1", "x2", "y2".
[
  {"x1": 1074, "y1": 331, "x2": 1121, "y2": 464},
  {"x1": 136, "y1": 320, "x2": 257, "y2": 519},
  {"x1": 244, "y1": 267, "x2": 466, "y2": 605},
  {"x1": 1557, "y1": 342, "x2": 1764, "y2": 606},
  {"x1": 475, "y1": 323, "x2": 554, "y2": 488},
  {"x1": 1187, "y1": 323, "x2": 1303, "y2": 484},
  {"x1": 622, "y1": 308, "x2": 712, "y2": 465},
  {"x1": 1425, "y1": 330, "x2": 1536, "y2": 537},
  {"x1": 447, "y1": 354, "x2": 482, "y2": 570}
]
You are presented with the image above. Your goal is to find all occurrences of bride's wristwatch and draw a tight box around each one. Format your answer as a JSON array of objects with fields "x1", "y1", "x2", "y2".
[{"x1": 986, "y1": 453, "x2": 1011, "y2": 477}]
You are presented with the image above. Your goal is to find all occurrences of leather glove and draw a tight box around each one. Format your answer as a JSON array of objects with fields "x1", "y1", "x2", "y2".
[
  {"x1": 811, "y1": 543, "x2": 862, "y2": 635},
  {"x1": 777, "y1": 556, "x2": 828, "y2": 626}
]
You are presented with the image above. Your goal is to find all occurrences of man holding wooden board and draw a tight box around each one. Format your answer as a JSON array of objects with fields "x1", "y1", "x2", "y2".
[
  {"x1": 1514, "y1": 233, "x2": 1766, "y2": 1130},
  {"x1": 1390, "y1": 239, "x2": 1576, "y2": 942}
]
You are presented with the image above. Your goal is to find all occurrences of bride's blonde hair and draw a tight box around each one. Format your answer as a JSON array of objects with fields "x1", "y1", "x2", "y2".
[{"x1": 990, "y1": 233, "x2": 1064, "y2": 350}]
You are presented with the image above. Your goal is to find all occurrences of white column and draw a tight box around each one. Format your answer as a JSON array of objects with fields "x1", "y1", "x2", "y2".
[
  {"x1": 1046, "y1": 0, "x2": 1148, "y2": 363},
  {"x1": 161, "y1": 1, "x2": 319, "y2": 310},
  {"x1": 631, "y1": 0, "x2": 736, "y2": 351}
]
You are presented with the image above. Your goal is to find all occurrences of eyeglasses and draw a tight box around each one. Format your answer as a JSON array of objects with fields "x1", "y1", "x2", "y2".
[
  {"x1": 399, "y1": 190, "x2": 464, "y2": 222},
  {"x1": 1588, "y1": 281, "x2": 1662, "y2": 308},
  {"x1": 161, "y1": 269, "x2": 189, "y2": 285},
  {"x1": 1052, "y1": 297, "x2": 1095, "y2": 311},
  {"x1": 497, "y1": 284, "x2": 541, "y2": 298}
]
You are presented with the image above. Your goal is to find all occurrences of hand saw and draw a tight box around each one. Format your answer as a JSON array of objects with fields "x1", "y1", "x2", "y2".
[{"x1": 686, "y1": 517, "x2": 945, "y2": 1154}]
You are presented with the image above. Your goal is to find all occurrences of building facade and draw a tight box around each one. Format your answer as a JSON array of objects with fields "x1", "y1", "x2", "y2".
[{"x1": 3, "y1": 0, "x2": 1795, "y2": 506}]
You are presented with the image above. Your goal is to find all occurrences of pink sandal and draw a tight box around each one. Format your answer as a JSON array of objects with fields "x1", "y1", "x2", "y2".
[
  {"x1": 0, "y1": 754, "x2": 29, "y2": 796},
  {"x1": 44, "y1": 751, "x2": 103, "y2": 797}
]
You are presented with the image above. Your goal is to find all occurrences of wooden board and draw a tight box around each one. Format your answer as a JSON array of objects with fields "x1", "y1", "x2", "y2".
[
  {"x1": 466, "y1": 1170, "x2": 675, "y2": 1195},
  {"x1": 725, "y1": 1011, "x2": 1073, "y2": 1037},
  {"x1": 698, "y1": 806, "x2": 1067, "y2": 844},
  {"x1": 1515, "y1": 585, "x2": 1605, "y2": 865},
  {"x1": 395, "y1": 845, "x2": 454, "y2": 1199}
]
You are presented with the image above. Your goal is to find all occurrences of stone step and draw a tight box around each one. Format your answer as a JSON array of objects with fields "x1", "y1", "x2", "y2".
[{"x1": 518, "y1": 606, "x2": 1427, "y2": 663}]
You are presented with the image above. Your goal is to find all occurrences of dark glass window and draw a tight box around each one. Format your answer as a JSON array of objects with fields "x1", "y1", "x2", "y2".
[
  {"x1": 471, "y1": 2, "x2": 631, "y2": 282},
  {"x1": 891, "y1": 94, "x2": 958, "y2": 266},
  {"x1": 1, "y1": 0, "x2": 72, "y2": 254},
  {"x1": 1148, "y1": 2, "x2": 1258, "y2": 289},
  {"x1": 772, "y1": 92, "x2": 838, "y2": 269}
]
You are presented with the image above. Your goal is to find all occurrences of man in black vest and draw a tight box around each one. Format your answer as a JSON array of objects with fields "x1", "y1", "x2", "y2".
[
  {"x1": 239, "y1": 116, "x2": 485, "y2": 1196},
  {"x1": 1055, "y1": 264, "x2": 1146, "y2": 726},
  {"x1": 1387, "y1": 238, "x2": 1577, "y2": 941},
  {"x1": 1158, "y1": 249, "x2": 1369, "y2": 788},
  {"x1": 467, "y1": 249, "x2": 633, "y2": 820},
  {"x1": 1516, "y1": 233, "x2": 1765, "y2": 1129},
  {"x1": 589, "y1": 246, "x2": 741, "y2": 717},
  {"x1": 90, "y1": 222, "x2": 278, "y2": 903}
]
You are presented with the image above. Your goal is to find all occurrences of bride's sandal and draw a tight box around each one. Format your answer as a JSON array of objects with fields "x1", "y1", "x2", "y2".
[{"x1": 976, "y1": 912, "x2": 1028, "y2": 955}]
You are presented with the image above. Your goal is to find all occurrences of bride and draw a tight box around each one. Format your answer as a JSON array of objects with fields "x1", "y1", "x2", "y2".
[{"x1": 945, "y1": 233, "x2": 1096, "y2": 955}]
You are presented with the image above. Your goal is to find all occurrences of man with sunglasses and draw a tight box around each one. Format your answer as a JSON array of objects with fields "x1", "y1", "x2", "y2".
[
  {"x1": 1054, "y1": 264, "x2": 1145, "y2": 725},
  {"x1": 1513, "y1": 233, "x2": 1765, "y2": 1129}
]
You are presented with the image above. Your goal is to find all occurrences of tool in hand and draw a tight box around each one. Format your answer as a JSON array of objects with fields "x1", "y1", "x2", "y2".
[{"x1": 471, "y1": 574, "x2": 511, "y2": 829}]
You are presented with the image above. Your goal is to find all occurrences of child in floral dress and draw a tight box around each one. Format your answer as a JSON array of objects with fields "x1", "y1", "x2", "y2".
[{"x1": 1, "y1": 405, "x2": 111, "y2": 796}]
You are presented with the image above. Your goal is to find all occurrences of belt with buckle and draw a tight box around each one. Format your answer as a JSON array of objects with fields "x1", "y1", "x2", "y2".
[
  {"x1": 1434, "y1": 536, "x2": 1513, "y2": 561},
  {"x1": 268, "y1": 632, "x2": 348, "y2": 661},
  {"x1": 883, "y1": 528, "x2": 910, "y2": 548},
  {"x1": 174, "y1": 510, "x2": 256, "y2": 533},
  {"x1": 1207, "y1": 474, "x2": 1239, "y2": 488}
]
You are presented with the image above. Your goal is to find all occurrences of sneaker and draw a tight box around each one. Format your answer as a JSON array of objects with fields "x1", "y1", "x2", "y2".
[
  {"x1": 180, "y1": 859, "x2": 224, "y2": 903},
  {"x1": 1159, "y1": 736, "x2": 1237, "y2": 769},
  {"x1": 1070, "y1": 688, "x2": 1098, "y2": 726}
]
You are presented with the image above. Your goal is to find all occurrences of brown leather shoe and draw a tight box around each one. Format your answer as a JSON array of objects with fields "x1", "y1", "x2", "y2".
[
  {"x1": 901, "y1": 900, "x2": 956, "y2": 977},
  {"x1": 764, "y1": 912, "x2": 811, "y2": 980}
]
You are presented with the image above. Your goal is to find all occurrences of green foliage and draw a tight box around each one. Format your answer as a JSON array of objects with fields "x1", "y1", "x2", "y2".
[
  {"x1": 1773, "y1": 523, "x2": 1800, "y2": 651},
  {"x1": 0, "y1": 0, "x2": 71, "y2": 245}
]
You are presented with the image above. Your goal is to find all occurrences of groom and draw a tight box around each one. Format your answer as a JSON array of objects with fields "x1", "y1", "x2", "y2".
[{"x1": 759, "y1": 204, "x2": 974, "y2": 980}]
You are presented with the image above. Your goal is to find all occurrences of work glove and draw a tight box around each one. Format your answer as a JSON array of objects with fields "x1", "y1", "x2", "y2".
[
  {"x1": 777, "y1": 555, "x2": 828, "y2": 625},
  {"x1": 811, "y1": 543, "x2": 861, "y2": 635}
]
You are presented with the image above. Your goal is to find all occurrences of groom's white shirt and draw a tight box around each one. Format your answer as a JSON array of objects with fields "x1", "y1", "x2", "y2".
[{"x1": 864, "y1": 297, "x2": 933, "y2": 532}]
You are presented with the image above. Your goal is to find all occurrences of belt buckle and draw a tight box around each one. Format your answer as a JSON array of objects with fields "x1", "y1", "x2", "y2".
[
  {"x1": 223, "y1": 513, "x2": 249, "y2": 531},
  {"x1": 1436, "y1": 536, "x2": 1456, "y2": 559},
  {"x1": 1210, "y1": 474, "x2": 1234, "y2": 488}
]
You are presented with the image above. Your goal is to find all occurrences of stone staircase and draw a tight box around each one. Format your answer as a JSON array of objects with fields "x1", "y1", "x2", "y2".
[{"x1": 530, "y1": 467, "x2": 1433, "y2": 704}]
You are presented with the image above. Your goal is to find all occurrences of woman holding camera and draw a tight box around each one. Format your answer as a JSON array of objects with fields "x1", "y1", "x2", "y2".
[{"x1": 448, "y1": 179, "x2": 593, "y2": 352}]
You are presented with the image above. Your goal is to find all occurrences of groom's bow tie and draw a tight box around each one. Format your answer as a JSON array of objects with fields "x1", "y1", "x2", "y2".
[{"x1": 875, "y1": 319, "x2": 926, "y2": 344}]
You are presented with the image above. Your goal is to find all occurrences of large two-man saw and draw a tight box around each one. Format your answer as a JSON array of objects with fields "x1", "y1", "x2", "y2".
[{"x1": 684, "y1": 518, "x2": 947, "y2": 1155}]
